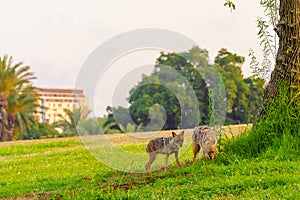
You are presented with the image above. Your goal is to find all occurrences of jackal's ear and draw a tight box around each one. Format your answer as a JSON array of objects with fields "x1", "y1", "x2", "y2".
[
  {"x1": 172, "y1": 132, "x2": 176, "y2": 137},
  {"x1": 180, "y1": 131, "x2": 184, "y2": 136}
]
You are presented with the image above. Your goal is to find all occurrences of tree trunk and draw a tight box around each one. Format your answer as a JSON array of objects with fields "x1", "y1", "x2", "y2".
[
  {"x1": 0, "y1": 93, "x2": 8, "y2": 142},
  {"x1": 7, "y1": 112, "x2": 15, "y2": 141},
  {"x1": 258, "y1": 0, "x2": 300, "y2": 118},
  {"x1": 0, "y1": 107, "x2": 7, "y2": 142}
]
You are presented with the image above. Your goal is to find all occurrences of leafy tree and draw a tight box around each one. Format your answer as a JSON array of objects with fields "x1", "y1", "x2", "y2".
[
  {"x1": 180, "y1": 46, "x2": 209, "y2": 67},
  {"x1": 214, "y1": 48, "x2": 251, "y2": 124},
  {"x1": 215, "y1": 48, "x2": 245, "y2": 68},
  {"x1": 162, "y1": 47, "x2": 211, "y2": 124},
  {"x1": 110, "y1": 106, "x2": 135, "y2": 128},
  {"x1": 128, "y1": 47, "x2": 209, "y2": 130},
  {"x1": 126, "y1": 46, "x2": 265, "y2": 128},
  {"x1": 129, "y1": 82, "x2": 182, "y2": 130},
  {"x1": 125, "y1": 46, "x2": 265, "y2": 129}
]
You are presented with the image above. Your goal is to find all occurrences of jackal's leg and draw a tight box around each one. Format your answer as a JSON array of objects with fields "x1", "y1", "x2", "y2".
[
  {"x1": 201, "y1": 150, "x2": 209, "y2": 160},
  {"x1": 174, "y1": 151, "x2": 181, "y2": 168},
  {"x1": 164, "y1": 153, "x2": 170, "y2": 172},
  {"x1": 192, "y1": 142, "x2": 200, "y2": 164},
  {"x1": 145, "y1": 152, "x2": 157, "y2": 172}
]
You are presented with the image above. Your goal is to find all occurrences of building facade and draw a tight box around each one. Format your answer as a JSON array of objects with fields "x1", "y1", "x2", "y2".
[{"x1": 35, "y1": 88, "x2": 89, "y2": 124}]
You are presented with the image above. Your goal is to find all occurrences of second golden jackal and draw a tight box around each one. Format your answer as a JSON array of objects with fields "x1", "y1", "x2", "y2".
[{"x1": 192, "y1": 126, "x2": 217, "y2": 163}]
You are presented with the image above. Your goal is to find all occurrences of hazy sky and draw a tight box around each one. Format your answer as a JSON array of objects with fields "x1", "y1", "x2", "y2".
[{"x1": 0, "y1": 0, "x2": 266, "y2": 116}]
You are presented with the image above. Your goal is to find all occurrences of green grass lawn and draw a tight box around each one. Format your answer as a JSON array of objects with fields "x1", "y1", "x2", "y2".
[{"x1": 0, "y1": 135, "x2": 299, "y2": 199}]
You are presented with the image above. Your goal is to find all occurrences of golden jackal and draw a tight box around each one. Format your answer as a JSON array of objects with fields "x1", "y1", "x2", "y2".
[
  {"x1": 192, "y1": 126, "x2": 217, "y2": 163},
  {"x1": 145, "y1": 131, "x2": 185, "y2": 172}
]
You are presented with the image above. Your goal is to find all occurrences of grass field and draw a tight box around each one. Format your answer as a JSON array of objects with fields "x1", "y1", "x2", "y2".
[{"x1": 0, "y1": 124, "x2": 299, "y2": 199}]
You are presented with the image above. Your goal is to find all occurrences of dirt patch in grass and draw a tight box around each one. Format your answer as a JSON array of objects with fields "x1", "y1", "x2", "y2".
[
  {"x1": 98, "y1": 173, "x2": 156, "y2": 192},
  {"x1": 1, "y1": 191, "x2": 56, "y2": 200}
]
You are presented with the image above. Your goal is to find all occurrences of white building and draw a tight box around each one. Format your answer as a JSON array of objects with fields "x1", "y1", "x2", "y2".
[{"x1": 35, "y1": 88, "x2": 89, "y2": 124}]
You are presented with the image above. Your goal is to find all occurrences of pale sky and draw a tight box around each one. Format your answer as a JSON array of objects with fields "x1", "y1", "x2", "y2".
[{"x1": 0, "y1": 0, "x2": 266, "y2": 116}]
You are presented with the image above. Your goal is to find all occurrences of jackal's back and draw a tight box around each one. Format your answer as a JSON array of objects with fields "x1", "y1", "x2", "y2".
[
  {"x1": 192, "y1": 126, "x2": 217, "y2": 146},
  {"x1": 146, "y1": 137, "x2": 172, "y2": 153}
]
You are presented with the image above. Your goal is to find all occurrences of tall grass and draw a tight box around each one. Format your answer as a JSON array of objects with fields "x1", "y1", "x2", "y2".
[{"x1": 221, "y1": 86, "x2": 300, "y2": 160}]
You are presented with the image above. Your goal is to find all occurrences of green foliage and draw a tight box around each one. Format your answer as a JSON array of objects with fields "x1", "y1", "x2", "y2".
[
  {"x1": 109, "y1": 106, "x2": 132, "y2": 128},
  {"x1": 118, "y1": 123, "x2": 143, "y2": 133},
  {"x1": 53, "y1": 106, "x2": 90, "y2": 136},
  {"x1": 97, "y1": 117, "x2": 120, "y2": 134},
  {"x1": 77, "y1": 118, "x2": 101, "y2": 135},
  {"x1": 180, "y1": 46, "x2": 209, "y2": 66},
  {"x1": 244, "y1": 77, "x2": 265, "y2": 122},
  {"x1": 215, "y1": 48, "x2": 264, "y2": 124},
  {"x1": 7, "y1": 84, "x2": 40, "y2": 140},
  {"x1": 118, "y1": 47, "x2": 265, "y2": 129},
  {"x1": 260, "y1": 0, "x2": 279, "y2": 27},
  {"x1": 53, "y1": 107, "x2": 120, "y2": 136},
  {"x1": 105, "y1": 106, "x2": 139, "y2": 132},
  {"x1": 21, "y1": 123, "x2": 59, "y2": 140},
  {"x1": 128, "y1": 46, "x2": 210, "y2": 130},
  {"x1": 222, "y1": 85, "x2": 300, "y2": 159},
  {"x1": 224, "y1": 0, "x2": 236, "y2": 12},
  {"x1": 214, "y1": 48, "x2": 245, "y2": 68},
  {"x1": 129, "y1": 82, "x2": 183, "y2": 130},
  {"x1": 250, "y1": 0, "x2": 279, "y2": 80}
]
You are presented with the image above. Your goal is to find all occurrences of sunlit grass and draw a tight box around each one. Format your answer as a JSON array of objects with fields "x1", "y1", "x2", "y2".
[{"x1": 0, "y1": 122, "x2": 299, "y2": 199}]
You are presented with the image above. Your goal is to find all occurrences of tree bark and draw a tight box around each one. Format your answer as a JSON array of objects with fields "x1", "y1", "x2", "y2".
[
  {"x1": 0, "y1": 93, "x2": 8, "y2": 142},
  {"x1": 258, "y1": 0, "x2": 300, "y2": 118},
  {"x1": 7, "y1": 112, "x2": 15, "y2": 141},
  {"x1": 0, "y1": 107, "x2": 7, "y2": 142}
]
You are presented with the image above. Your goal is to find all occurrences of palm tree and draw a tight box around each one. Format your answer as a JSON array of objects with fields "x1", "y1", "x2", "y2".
[
  {"x1": 0, "y1": 55, "x2": 15, "y2": 141},
  {"x1": 77, "y1": 118, "x2": 101, "y2": 135},
  {"x1": 7, "y1": 85, "x2": 39, "y2": 140},
  {"x1": 97, "y1": 117, "x2": 119, "y2": 134},
  {"x1": 53, "y1": 106, "x2": 91, "y2": 136},
  {"x1": 118, "y1": 123, "x2": 143, "y2": 133},
  {"x1": 0, "y1": 55, "x2": 36, "y2": 141},
  {"x1": 78, "y1": 117, "x2": 120, "y2": 135}
]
